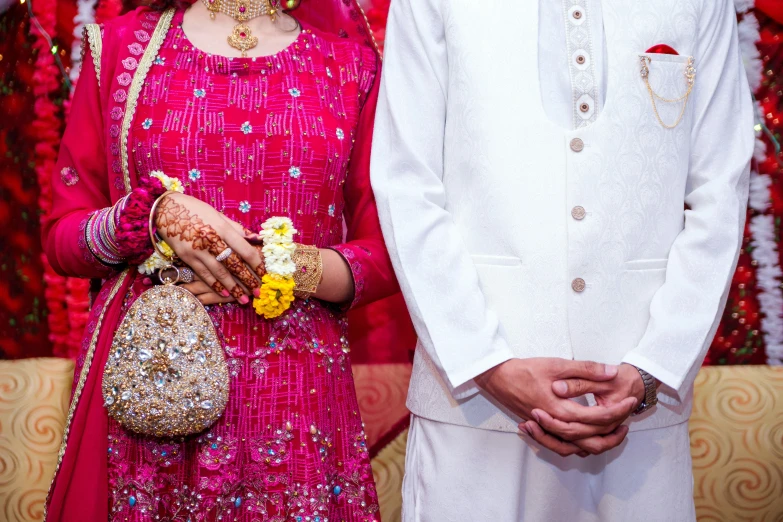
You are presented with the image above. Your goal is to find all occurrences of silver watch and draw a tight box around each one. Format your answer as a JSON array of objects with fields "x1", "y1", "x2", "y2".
[{"x1": 632, "y1": 367, "x2": 658, "y2": 415}]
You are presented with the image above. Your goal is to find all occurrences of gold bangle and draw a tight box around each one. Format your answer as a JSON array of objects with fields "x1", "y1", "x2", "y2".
[
  {"x1": 292, "y1": 244, "x2": 323, "y2": 299},
  {"x1": 148, "y1": 190, "x2": 177, "y2": 259}
]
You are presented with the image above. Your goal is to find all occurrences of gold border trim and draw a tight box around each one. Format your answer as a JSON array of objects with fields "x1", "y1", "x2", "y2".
[
  {"x1": 85, "y1": 24, "x2": 103, "y2": 87},
  {"x1": 43, "y1": 271, "x2": 130, "y2": 521},
  {"x1": 351, "y1": 0, "x2": 382, "y2": 61},
  {"x1": 120, "y1": 8, "x2": 175, "y2": 194}
]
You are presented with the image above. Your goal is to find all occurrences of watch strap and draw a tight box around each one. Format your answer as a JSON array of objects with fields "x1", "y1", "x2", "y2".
[{"x1": 632, "y1": 367, "x2": 658, "y2": 415}]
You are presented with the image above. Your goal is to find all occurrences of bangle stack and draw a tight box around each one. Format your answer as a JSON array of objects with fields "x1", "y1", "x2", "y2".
[
  {"x1": 292, "y1": 244, "x2": 323, "y2": 299},
  {"x1": 84, "y1": 194, "x2": 130, "y2": 265}
]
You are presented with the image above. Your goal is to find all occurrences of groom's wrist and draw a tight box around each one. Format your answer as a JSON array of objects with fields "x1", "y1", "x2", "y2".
[{"x1": 627, "y1": 364, "x2": 659, "y2": 415}]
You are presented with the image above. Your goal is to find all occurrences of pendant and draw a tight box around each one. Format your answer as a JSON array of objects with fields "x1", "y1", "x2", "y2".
[
  {"x1": 227, "y1": 23, "x2": 258, "y2": 58},
  {"x1": 206, "y1": 0, "x2": 220, "y2": 19}
]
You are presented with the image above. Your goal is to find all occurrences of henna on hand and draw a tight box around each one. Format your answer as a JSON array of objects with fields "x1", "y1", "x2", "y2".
[
  {"x1": 211, "y1": 281, "x2": 228, "y2": 296},
  {"x1": 156, "y1": 195, "x2": 259, "y2": 298},
  {"x1": 252, "y1": 245, "x2": 266, "y2": 280},
  {"x1": 223, "y1": 252, "x2": 260, "y2": 296},
  {"x1": 156, "y1": 195, "x2": 211, "y2": 246}
]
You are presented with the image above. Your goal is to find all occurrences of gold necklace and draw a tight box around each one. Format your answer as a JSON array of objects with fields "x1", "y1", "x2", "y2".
[{"x1": 202, "y1": 0, "x2": 278, "y2": 57}]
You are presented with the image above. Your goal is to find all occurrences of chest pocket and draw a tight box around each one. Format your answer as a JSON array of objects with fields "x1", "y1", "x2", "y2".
[{"x1": 638, "y1": 53, "x2": 695, "y2": 132}]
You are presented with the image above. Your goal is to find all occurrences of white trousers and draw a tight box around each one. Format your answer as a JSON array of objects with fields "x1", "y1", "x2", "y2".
[{"x1": 402, "y1": 415, "x2": 696, "y2": 522}]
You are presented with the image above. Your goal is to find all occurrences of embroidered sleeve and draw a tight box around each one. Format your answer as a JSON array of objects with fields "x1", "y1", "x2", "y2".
[
  {"x1": 43, "y1": 32, "x2": 117, "y2": 278},
  {"x1": 329, "y1": 55, "x2": 399, "y2": 310}
]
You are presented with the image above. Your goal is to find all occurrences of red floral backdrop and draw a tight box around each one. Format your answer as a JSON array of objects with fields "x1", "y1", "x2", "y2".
[{"x1": 0, "y1": 0, "x2": 780, "y2": 368}]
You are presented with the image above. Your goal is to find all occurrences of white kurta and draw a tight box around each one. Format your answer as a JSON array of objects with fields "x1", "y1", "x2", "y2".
[{"x1": 371, "y1": 0, "x2": 752, "y2": 518}]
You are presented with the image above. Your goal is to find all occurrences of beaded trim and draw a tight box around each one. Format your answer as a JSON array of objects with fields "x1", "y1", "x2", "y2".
[
  {"x1": 43, "y1": 271, "x2": 130, "y2": 521},
  {"x1": 85, "y1": 24, "x2": 103, "y2": 87},
  {"x1": 120, "y1": 8, "x2": 175, "y2": 194},
  {"x1": 350, "y1": 0, "x2": 381, "y2": 60}
]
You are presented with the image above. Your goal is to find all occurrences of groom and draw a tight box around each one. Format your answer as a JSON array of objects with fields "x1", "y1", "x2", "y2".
[{"x1": 370, "y1": 0, "x2": 753, "y2": 520}]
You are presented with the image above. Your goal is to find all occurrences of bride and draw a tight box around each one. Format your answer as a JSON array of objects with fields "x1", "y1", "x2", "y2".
[{"x1": 43, "y1": 0, "x2": 399, "y2": 520}]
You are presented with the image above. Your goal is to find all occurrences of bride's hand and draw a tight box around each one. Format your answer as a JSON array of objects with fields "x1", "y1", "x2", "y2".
[
  {"x1": 181, "y1": 276, "x2": 238, "y2": 306},
  {"x1": 154, "y1": 192, "x2": 265, "y2": 303}
]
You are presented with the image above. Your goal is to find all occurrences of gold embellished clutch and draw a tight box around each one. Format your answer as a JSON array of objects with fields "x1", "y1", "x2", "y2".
[
  {"x1": 103, "y1": 194, "x2": 228, "y2": 438},
  {"x1": 102, "y1": 274, "x2": 229, "y2": 437}
]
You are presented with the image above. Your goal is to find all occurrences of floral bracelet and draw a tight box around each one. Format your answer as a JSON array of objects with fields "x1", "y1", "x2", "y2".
[{"x1": 253, "y1": 217, "x2": 297, "y2": 319}]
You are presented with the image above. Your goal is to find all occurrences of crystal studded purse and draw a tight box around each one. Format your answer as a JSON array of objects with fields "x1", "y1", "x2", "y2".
[{"x1": 102, "y1": 193, "x2": 229, "y2": 437}]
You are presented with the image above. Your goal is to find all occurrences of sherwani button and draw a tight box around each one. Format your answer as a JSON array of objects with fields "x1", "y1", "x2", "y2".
[
  {"x1": 570, "y1": 138, "x2": 584, "y2": 152},
  {"x1": 576, "y1": 54, "x2": 586, "y2": 65},
  {"x1": 579, "y1": 103, "x2": 590, "y2": 113},
  {"x1": 572, "y1": 278, "x2": 586, "y2": 292},
  {"x1": 571, "y1": 206, "x2": 586, "y2": 220}
]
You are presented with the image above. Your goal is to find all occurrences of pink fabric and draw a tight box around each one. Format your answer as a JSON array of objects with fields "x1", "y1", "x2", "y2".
[
  {"x1": 46, "y1": 271, "x2": 131, "y2": 522},
  {"x1": 45, "y1": 5, "x2": 413, "y2": 521},
  {"x1": 114, "y1": 175, "x2": 165, "y2": 264},
  {"x1": 292, "y1": 0, "x2": 377, "y2": 52}
]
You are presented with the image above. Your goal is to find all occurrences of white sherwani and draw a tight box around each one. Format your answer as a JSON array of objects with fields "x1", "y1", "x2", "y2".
[{"x1": 370, "y1": 0, "x2": 753, "y2": 519}]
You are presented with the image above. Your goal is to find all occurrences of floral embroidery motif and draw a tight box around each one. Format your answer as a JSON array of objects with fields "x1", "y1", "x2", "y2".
[
  {"x1": 197, "y1": 434, "x2": 238, "y2": 470},
  {"x1": 128, "y1": 42, "x2": 144, "y2": 56},
  {"x1": 241, "y1": 121, "x2": 252, "y2": 134},
  {"x1": 141, "y1": 118, "x2": 153, "y2": 130},
  {"x1": 194, "y1": 88, "x2": 206, "y2": 98},
  {"x1": 188, "y1": 168, "x2": 201, "y2": 181},
  {"x1": 289, "y1": 166, "x2": 301, "y2": 179},
  {"x1": 328, "y1": 204, "x2": 335, "y2": 217},
  {"x1": 134, "y1": 29, "x2": 150, "y2": 42},
  {"x1": 330, "y1": 245, "x2": 365, "y2": 309},
  {"x1": 122, "y1": 57, "x2": 139, "y2": 70},
  {"x1": 326, "y1": 67, "x2": 332, "y2": 78},
  {"x1": 113, "y1": 90, "x2": 128, "y2": 103},
  {"x1": 153, "y1": 56, "x2": 165, "y2": 65},
  {"x1": 117, "y1": 72, "x2": 132, "y2": 86},
  {"x1": 110, "y1": 107, "x2": 124, "y2": 120},
  {"x1": 239, "y1": 200, "x2": 251, "y2": 213},
  {"x1": 336, "y1": 128, "x2": 345, "y2": 140},
  {"x1": 61, "y1": 167, "x2": 80, "y2": 186},
  {"x1": 288, "y1": 87, "x2": 301, "y2": 97}
]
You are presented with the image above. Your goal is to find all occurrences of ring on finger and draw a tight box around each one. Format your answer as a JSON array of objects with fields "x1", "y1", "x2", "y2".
[
  {"x1": 179, "y1": 267, "x2": 194, "y2": 284},
  {"x1": 215, "y1": 247, "x2": 233, "y2": 262}
]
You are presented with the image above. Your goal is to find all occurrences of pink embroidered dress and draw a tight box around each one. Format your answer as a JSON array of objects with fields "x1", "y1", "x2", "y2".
[{"x1": 43, "y1": 5, "x2": 410, "y2": 522}]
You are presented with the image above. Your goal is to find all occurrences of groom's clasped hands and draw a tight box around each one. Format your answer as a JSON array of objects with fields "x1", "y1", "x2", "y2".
[{"x1": 474, "y1": 358, "x2": 646, "y2": 458}]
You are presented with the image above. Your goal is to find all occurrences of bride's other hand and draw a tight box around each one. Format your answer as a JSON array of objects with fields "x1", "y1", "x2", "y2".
[
  {"x1": 181, "y1": 276, "x2": 238, "y2": 306},
  {"x1": 221, "y1": 215, "x2": 353, "y2": 304},
  {"x1": 154, "y1": 192, "x2": 264, "y2": 303}
]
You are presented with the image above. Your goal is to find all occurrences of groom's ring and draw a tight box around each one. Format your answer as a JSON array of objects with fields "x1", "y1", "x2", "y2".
[{"x1": 215, "y1": 247, "x2": 233, "y2": 262}]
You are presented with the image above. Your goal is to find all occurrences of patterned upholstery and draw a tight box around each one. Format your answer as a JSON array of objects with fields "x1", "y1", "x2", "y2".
[
  {"x1": 0, "y1": 362, "x2": 781, "y2": 521},
  {"x1": 0, "y1": 358, "x2": 74, "y2": 521}
]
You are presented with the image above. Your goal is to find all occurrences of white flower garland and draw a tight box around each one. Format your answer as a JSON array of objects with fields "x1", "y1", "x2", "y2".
[
  {"x1": 738, "y1": 12, "x2": 763, "y2": 92},
  {"x1": 748, "y1": 135, "x2": 783, "y2": 365},
  {"x1": 260, "y1": 217, "x2": 298, "y2": 277},
  {"x1": 737, "y1": 0, "x2": 783, "y2": 365},
  {"x1": 69, "y1": 0, "x2": 97, "y2": 90}
]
